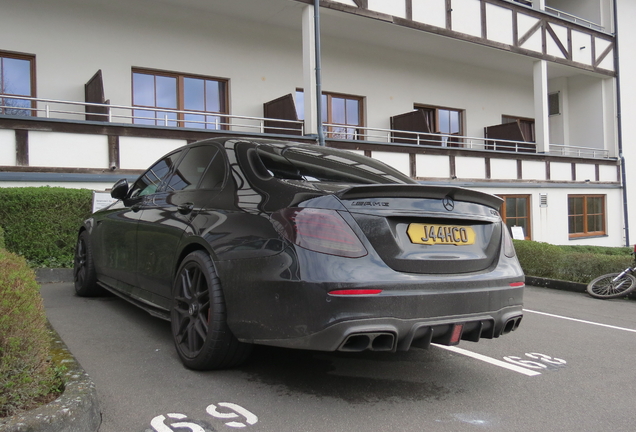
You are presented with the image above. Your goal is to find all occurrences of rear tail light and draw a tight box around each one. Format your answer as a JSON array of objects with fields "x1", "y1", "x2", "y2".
[
  {"x1": 502, "y1": 223, "x2": 516, "y2": 258},
  {"x1": 272, "y1": 208, "x2": 368, "y2": 258}
]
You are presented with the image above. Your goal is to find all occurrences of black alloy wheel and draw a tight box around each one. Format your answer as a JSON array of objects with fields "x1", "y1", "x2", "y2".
[
  {"x1": 73, "y1": 231, "x2": 102, "y2": 296},
  {"x1": 171, "y1": 251, "x2": 251, "y2": 370}
]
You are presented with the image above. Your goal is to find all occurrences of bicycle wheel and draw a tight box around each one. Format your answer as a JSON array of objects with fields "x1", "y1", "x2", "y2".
[{"x1": 586, "y1": 272, "x2": 636, "y2": 299}]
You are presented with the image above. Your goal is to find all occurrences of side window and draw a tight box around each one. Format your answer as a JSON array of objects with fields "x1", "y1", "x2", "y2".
[
  {"x1": 129, "y1": 150, "x2": 184, "y2": 198},
  {"x1": 165, "y1": 145, "x2": 222, "y2": 192},
  {"x1": 198, "y1": 150, "x2": 226, "y2": 190}
]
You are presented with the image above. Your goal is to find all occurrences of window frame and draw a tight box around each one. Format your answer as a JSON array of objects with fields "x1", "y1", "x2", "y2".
[
  {"x1": 295, "y1": 89, "x2": 365, "y2": 139},
  {"x1": 414, "y1": 103, "x2": 464, "y2": 136},
  {"x1": 568, "y1": 194, "x2": 606, "y2": 239},
  {"x1": 0, "y1": 50, "x2": 36, "y2": 116},
  {"x1": 498, "y1": 194, "x2": 532, "y2": 240},
  {"x1": 131, "y1": 68, "x2": 229, "y2": 129}
]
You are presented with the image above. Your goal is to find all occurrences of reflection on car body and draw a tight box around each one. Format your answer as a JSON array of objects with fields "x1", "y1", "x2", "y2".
[{"x1": 74, "y1": 137, "x2": 524, "y2": 370}]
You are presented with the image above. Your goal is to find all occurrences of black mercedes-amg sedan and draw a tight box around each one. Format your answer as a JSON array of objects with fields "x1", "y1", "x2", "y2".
[{"x1": 74, "y1": 137, "x2": 524, "y2": 370}]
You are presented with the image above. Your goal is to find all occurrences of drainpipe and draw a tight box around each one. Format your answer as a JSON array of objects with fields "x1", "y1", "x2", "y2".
[
  {"x1": 314, "y1": 0, "x2": 325, "y2": 146},
  {"x1": 613, "y1": 0, "x2": 630, "y2": 246}
]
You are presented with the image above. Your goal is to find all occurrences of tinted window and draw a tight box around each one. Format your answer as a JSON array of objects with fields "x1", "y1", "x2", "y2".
[
  {"x1": 165, "y1": 145, "x2": 221, "y2": 192},
  {"x1": 257, "y1": 145, "x2": 414, "y2": 185},
  {"x1": 130, "y1": 150, "x2": 183, "y2": 198}
]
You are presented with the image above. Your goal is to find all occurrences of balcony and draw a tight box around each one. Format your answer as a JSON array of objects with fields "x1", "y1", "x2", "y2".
[{"x1": 0, "y1": 94, "x2": 610, "y2": 160}]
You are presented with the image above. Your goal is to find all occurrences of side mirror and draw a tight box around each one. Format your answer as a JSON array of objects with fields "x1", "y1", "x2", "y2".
[{"x1": 110, "y1": 179, "x2": 129, "y2": 200}]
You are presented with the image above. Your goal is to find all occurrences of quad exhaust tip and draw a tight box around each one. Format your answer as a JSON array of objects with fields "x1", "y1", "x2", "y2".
[
  {"x1": 501, "y1": 316, "x2": 523, "y2": 335},
  {"x1": 338, "y1": 332, "x2": 396, "y2": 352}
]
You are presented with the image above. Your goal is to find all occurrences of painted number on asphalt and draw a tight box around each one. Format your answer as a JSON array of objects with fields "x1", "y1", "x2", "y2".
[
  {"x1": 151, "y1": 413, "x2": 205, "y2": 432},
  {"x1": 151, "y1": 402, "x2": 258, "y2": 431},
  {"x1": 207, "y1": 402, "x2": 258, "y2": 428},
  {"x1": 503, "y1": 352, "x2": 567, "y2": 371}
]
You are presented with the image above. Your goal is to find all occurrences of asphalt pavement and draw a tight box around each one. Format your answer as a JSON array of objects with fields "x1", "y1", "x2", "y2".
[{"x1": 19, "y1": 280, "x2": 636, "y2": 432}]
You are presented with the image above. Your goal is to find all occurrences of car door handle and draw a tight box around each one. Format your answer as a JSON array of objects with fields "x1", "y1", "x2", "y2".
[{"x1": 177, "y1": 202, "x2": 194, "y2": 215}]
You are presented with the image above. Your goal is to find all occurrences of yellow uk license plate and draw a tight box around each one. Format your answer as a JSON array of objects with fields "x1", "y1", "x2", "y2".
[{"x1": 407, "y1": 224, "x2": 476, "y2": 245}]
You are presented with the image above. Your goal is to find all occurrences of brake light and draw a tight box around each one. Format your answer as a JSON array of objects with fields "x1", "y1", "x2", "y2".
[
  {"x1": 509, "y1": 282, "x2": 525, "y2": 287},
  {"x1": 329, "y1": 289, "x2": 382, "y2": 296},
  {"x1": 272, "y1": 208, "x2": 368, "y2": 258}
]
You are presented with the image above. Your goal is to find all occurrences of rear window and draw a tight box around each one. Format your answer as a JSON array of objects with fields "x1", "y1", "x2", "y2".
[{"x1": 257, "y1": 146, "x2": 415, "y2": 185}]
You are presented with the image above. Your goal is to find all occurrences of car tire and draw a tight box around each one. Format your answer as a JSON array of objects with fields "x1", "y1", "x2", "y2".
[
  {"x1": 171, "y1": 251, "x2": 252, "y2": 370},
  {"x1": 74, "y1": 230, "x2": 104, "y2": 297}
]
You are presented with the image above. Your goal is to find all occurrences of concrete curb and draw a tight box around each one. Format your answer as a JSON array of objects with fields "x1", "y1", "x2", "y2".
[
  {"x1": 525, "y1": 276, "x2": 587, "y2": 293},
  {"x1": 0, "y1": 325, "x2": 101, "y2": 432},
  {"x1": 35, "y1": 268, "x2": 74, "y2": 284}
]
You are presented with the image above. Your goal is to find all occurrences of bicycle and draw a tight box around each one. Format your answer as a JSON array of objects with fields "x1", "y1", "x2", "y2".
[{"x1": 587, "y1": 247, "x2": 636, "y2": 299}]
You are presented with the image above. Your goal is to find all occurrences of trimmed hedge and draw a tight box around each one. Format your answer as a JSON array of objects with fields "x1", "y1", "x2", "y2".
[
  {"x1": 0, "y1": 187, "x2": 93, "y2": 268},
  {"x1": 513, "y1": 240, "x2": 633, "y2": 284},
  {"x1": 0, "y1": 249, "x2": 64, "y2": 417}
]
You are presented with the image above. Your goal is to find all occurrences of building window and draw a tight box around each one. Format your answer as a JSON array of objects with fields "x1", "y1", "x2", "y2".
[
  {"x1": 548, "y1": 92, "x2": 560, "y2": 116},
  {"x1": 415, "y1": 104, "x2": 463, "y2": 136},
  {"x1": 132, "y1": 69, "x2": 228, "y2": 129},
  {"x1": 568, "y1": 195, "x2": 606, "y2": 238},
  {"x1": 499, "y1": 195, "x2": 531, "y2": 240},
  {"x1": 295, "y1": 90, "x2": 364, "y2": 139},
  {"x1": 0, "y1": 52, "x2": 35, "y2": 116}
]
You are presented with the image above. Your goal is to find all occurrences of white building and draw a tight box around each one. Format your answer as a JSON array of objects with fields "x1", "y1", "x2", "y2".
[{"x1": 1, "y1": 0, "x2": 634, "y2": 247}]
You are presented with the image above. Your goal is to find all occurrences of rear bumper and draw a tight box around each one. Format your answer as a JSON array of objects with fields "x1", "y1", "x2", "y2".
[
  {"x1": 248, "y1": 307, "x2": 522, "y2": 352},
  {"x1": 242, "y1": 306, "x2": 523, "y2": 352}
]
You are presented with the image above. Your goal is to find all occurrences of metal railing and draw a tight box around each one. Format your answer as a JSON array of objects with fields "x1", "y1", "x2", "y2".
[
  {"x1": 0, "y1": 94, "x2": 611, "y2": 158},
  {"x1": 549, "y1": 144, "x2": 609, "y2": 159},
  {"x1": 0, "y1": 95, "x2": 305, "y2": 135},
  {"x1": 323, "y1": 124, "x2": 610, "y2": 158},
  {"x1": 545, "y1": 6, "x2": 605, "y2": 32}
]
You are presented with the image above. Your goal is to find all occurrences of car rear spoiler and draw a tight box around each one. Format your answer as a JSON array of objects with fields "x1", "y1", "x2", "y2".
[{"x1": 335, "y1": 184, "x2": 503, "y2": 210}]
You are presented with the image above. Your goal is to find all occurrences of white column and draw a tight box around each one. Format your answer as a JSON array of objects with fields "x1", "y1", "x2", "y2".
[
  {"x1": 533, "y1": 0, "x2": 545, "y2": 11},
  {"x1": 602, "y1": 77, "x2": 618, "y2": 158},
  {"x1": 302, "y1": 5, "x2": 318, "y2": 136},
  {"x1": 533, "y1": 60, "x2": 549, "y2": 153}
]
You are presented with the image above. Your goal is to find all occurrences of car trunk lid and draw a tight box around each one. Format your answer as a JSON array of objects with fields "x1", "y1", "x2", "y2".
[{"x1": 335, "y1": 184, "x2": 504, "y2": 274}]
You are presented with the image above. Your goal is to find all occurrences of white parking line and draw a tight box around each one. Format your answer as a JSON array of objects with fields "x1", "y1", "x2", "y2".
[
  {"x1": 432, "y1": 344, "x2": 541, "y2": 376},
  {"x1": 523, "y1": 309, "x2": 636, "y2": 333}
]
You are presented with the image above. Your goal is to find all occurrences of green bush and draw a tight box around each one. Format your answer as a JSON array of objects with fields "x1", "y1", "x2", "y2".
[
  {"x1": 513, "y1": 240, "x2": 633, "y2": 284},
  {"x1": 0, "y1": 187, "x2": 93, "y2": 268},
  {"x1": 0, "y1": 249, "x2": 64, "y2": 417}
]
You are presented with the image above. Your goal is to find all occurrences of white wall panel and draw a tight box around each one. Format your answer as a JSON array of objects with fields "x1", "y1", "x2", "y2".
[
  {"x1": 119, "y1": 137, "x2": 186, "y2": 170},
  {"x1": 550, "y1": 162, "x2": 572, "y2": 181},
  {"x1": 451, "y1": 0, "x2": 481, "y2": 38},
  {"x1": 485, "y1": 4, "x2": 513, "y2": 45},
  {"x1": 599, "y1": 164, "x2": 618, "y2": 182},
  {"x1": 368, "y1": 0, "x2": 406, "y2": 18},
  {"x1": 571, "y1": 31, "x2": 593, "y2": 65},
  {"x1": 412, "y1": 0, "x2": 446, "y2": 28},
  {"x1": 575, "y1": 164, "x2": 596, "y2": 182},
  {"x1": 517, "y1": 14, "x2": 542, "y2": 53},
  {"x1": 455, "y1": 156, "x2": 485, "y2": 179},
  {"x1": 29, "y1": 132, "x2": 108, "y2": 168},
  {"x1": 522, "y1": 160, "x2": 546, "y2": 180},
  {"x1": 416, "y1": 154, "x2": 449, "y2": 178},
  {"x1": 0, "y1": 130, "x2": 16, "y2": 166},
  {"x1": 546, "y1": 24, "x2": 568, "y2": 59},
  {"x1": 490, "y1": 159, "x2": 517, "y2": 180},
  {"x1": 372, "y1": 151, "x2": 410, "y2": 176}
]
